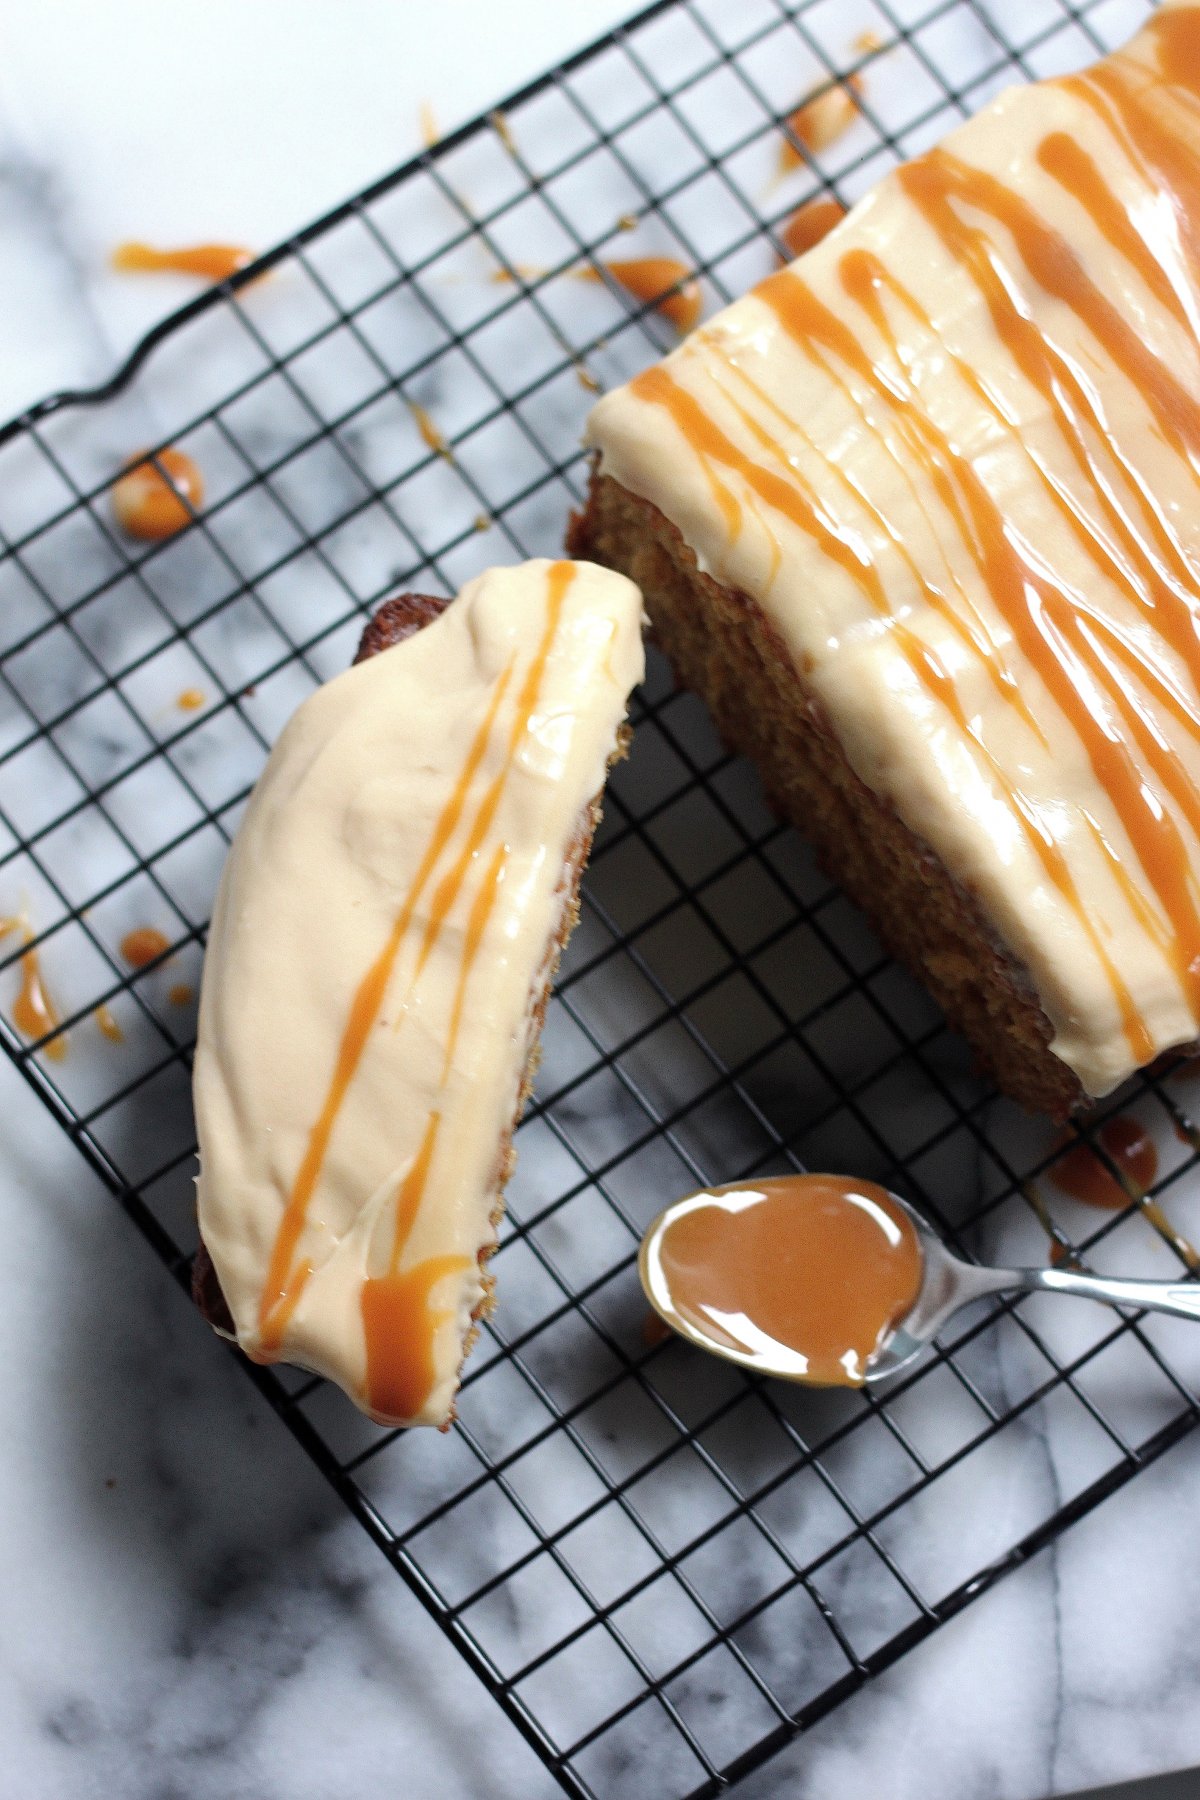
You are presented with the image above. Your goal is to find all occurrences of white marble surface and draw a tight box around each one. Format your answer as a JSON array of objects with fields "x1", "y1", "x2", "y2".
[{"x1": 1, "y1": 1, "x2": 1199, "y2": 1796}]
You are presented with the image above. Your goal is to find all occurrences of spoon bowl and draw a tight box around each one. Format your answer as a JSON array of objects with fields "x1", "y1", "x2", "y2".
[{"x1": 640, "y1": 1176, "x2": 1200, "y2": 1389}]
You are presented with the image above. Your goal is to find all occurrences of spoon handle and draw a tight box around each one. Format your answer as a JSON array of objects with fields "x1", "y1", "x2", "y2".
[{"x1": 1008, "y1": 1264, "x2": 1200, "y2": 1322}]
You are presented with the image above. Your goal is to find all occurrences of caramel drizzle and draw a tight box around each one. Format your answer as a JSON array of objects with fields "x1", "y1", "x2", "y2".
[
  {"x1": 258, "y1": 564, "x2": 577, "y2": 1414},
  {"x1": 632, "y1": 361, "x2": 1149, "y2": 1054},
  {"x1": 632, "y1": 15, "x2": 1200, "y2": 1054}
]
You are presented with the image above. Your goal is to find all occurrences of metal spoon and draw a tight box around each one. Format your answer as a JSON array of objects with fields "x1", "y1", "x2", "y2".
[{"x1": 639, "y1": 1182, "x2": 1200, "y2": 1386}]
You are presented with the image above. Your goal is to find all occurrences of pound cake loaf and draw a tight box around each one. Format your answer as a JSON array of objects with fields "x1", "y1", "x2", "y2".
[
  {"x1": 193, "y1": 560, "x2": 644, "y2": 1426},
  {"x1": 572, "y1": 2, "x2": 1200, "y2": 1116}
]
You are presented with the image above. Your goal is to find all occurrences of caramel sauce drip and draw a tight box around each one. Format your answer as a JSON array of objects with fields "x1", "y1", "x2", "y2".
[
  {"x1": 584, "y1": 259, "x2": 702, "y2": 333},
  {"x1": 176, "y1": 688, "x2": 206, "y2": 713},
  {"x1": 94, "y1": 1003, "x2": 123, "y2": 1043},
  {"x1": 1053, "y1": 1115, "x2": 1158, "y2": 1210},
  {"x1": 1051, "y1": 1114, "x2": 1198, "y2": 1266},
  {"x1": 3, "y1": 922, "x2": 67, "y2": 1061},
  {"x1": 112, "y1": 241, "x2": 254, "y2": 282},
  {"x1": 168, "y1": 983, "x2": 194, "y2": 1008},
  {"x1": 259, "y1": 565, "x2": 578, "y2": 1422},
  {"x1": 360, "y1": 1113, "x2": 469, "y2": 1421},
  {"x1": 779, "y1": 197, "x2": 847, "y2": 261},
  {"x1": 652, "y1": 1176, "x2": 922, "y2": 1386},
  {"x1": 112, "y1": 449, "x2": 203, "y2": 541},
  {"x1": 420, "y1": 101, "x2": 439, "y2": 148},
  {"x1": 121, "y1": 926, "x2": 170, "y2": 969},
  {"x1": 779, "y1": 78, "x2": 862, "y2": 172}
]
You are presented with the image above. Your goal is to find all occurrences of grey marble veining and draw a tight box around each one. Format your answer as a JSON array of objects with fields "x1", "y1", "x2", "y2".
[{"x1": 1, "y1": 0, "x2": 1199, "y2": 1794}]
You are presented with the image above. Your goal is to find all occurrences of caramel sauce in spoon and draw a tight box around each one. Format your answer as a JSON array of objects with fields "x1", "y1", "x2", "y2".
[{"x1": 642, "y1": 1175, "x2": 923, "y2": 1386}]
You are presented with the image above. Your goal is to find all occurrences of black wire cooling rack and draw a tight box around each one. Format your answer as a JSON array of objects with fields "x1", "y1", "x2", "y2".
[{"x1": 2, "y1": 0, "x2": 1198, "y2": 1793}]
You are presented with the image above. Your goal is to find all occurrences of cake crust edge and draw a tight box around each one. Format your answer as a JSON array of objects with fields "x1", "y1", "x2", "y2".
[{"x1": 568, "y1": 466, "x2": 1087, "y2": 1120}]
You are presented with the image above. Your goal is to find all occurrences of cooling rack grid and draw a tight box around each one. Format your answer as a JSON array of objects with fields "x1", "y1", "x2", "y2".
[{"x1": 0, "y1": 0, "x2": 1192, "y2": 1794}]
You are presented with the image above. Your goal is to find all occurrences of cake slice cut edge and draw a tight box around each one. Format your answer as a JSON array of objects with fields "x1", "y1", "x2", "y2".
[{"x1": 192, "y1": 559, "x2": 645, "y2": 1427}]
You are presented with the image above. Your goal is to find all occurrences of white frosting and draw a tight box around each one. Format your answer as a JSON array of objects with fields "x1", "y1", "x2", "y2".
[
  {"x1": 586, "y1": 5, "x2": 1200, "y2": 1098},
  {"x1": 194, "y1": 561, "x2": 644, "y2": 1425}
]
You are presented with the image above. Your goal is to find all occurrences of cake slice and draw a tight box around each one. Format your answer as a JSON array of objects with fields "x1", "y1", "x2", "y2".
[
  {"x1": 192, "y1": 560, "x2": 644, "y2": 1426},
  {"x1": 572, "y1": 3, "x2": 1200, "y2": 1116}
]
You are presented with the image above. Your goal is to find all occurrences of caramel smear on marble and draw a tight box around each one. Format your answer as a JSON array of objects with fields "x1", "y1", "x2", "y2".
[
  {"x1": 2, "y1": 918, "x2": 67, "y2": 1060},
  {"x1": 490, "y1": 263, "x2": 548, "y2": 285},
  {"x1": 582, "y1": 258, "x2": 703, "y2": 333},
  {"x1": 112, "y1": 449, "x2": 203, "y2": 541},
  {"x1": 112, "y1": 241, "x2": 254, "y2": 282}
]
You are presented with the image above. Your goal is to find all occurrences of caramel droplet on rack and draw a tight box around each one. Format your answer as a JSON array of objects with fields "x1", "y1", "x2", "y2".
[
  {"x1": 583, "y1": 258, "x2": 702, "y2": 333},
  {"x1": 490, "y1": 109, "x2": 516, "y2": 154},
  {"x1": 644, "y1": 1175, "x2": 923, "y2": 1387},
  {"x1": 120, "y1": 926, "x2": 171, "y2": 969},
  {"x1": 1052, "y1": 1115, "x2": 1159, "y2": 1210},
  {"x1": 167, "y1": 982, "x2": 194, "y2": 1008},
  {"x1": 779, "y1": 78, "x2": 863, "y2": 171},
  {"x1": 112, "y1": 241, "x2": 253, "y2": 282},
  {"x1": 779, "y1": 196, "x2": 847, "y2": 261},
  {"x1": 95, "y1": 1003, "x2": 123, "y2": 1044},
  {"x1": 176, "y1": 687, "x2": 205, "y2": 713},
  {"x1": 112, "y1": 449, "x2": 203, "y2": 541},
  {"x1": 410, "y1": 403, "x2": 450, "y2": 459},
  {"x1": 10, "y1": 929, "x2": 66, "y2": 1060},
  {"x1": 419, "y1": 101, "x2": 439, "y2": 148}
]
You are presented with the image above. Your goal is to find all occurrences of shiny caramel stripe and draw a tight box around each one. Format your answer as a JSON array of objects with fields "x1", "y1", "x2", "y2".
[
  {"x1": 440, "y1": 841, "x2": 508, "y2": 1083},
  {"x1": 803, "y1": 250, "x2": 1199, "y2": 1031},
  {"x1": 888, "y1": 154, "x2": 1200, "y2": 1010},
  {"x1": 257, "y1": 667, "x2": 514, "y2": 1350},
  {"x1": 716, "y1": 299, "x2": 1049, "y2": 747},
  {"x1": 1068, "y1": 9, "x2": 1200, "y2": 289},
  {"x1": 260, "y1": 562, "x2": 577, "y2": 1377},
  {"x1": 890, "y1": 159, "x2": 1200, "y2": 698},
  {"x1": 715, "y1": 335, "x2": 1153, "y2": 1058},
  {"x1": 1035, "y1": 130, "x2": 1192, "y2": 331}
]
